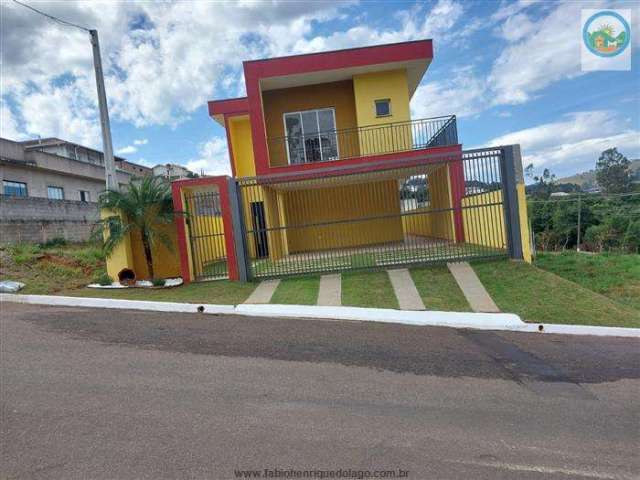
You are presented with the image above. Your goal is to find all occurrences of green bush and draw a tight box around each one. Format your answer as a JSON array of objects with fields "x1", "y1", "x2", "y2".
[
  {"x1": 39, "y1": 237, "x2": 67, "y2": 248},
  {"x1": 152, "y1": 278, "x2": 166, "y2": 287},
  {"x1": 92, "y1": 272, "x2": 113, "y2": 286},
  {"x1": 9, "y1": 243, "x2": 42, "y2": 265}
]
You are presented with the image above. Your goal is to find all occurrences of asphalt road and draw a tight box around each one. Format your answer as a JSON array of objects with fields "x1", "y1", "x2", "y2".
[{"x1": 1, "y1": 303, "x2": 639, "y2": 480}]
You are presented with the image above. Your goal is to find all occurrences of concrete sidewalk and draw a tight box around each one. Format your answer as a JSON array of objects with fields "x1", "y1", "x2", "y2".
[{"x1": 447, "y1": 262, "x2": 500, "y2": 313}]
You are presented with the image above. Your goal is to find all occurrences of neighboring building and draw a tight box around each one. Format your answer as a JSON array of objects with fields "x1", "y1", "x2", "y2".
[
  {"x1": 105, "y1": 39, "x2": 531, "y2": 282},
  {"x1": 0, "y1": 137, "x2": 150, "y2": 243},
  {"x1": 152, "y1": 163, "x2": 194, "y2": 180}
]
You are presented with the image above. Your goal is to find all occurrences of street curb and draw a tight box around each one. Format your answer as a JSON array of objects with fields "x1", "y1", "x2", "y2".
[{"x1": 2, "y1": 294, "x2": 639, "y2": 338}]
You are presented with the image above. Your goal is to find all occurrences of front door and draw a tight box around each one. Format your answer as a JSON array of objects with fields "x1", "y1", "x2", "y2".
[{"x1": 251, "y1": 201, "x2": 269, "y2": 258}]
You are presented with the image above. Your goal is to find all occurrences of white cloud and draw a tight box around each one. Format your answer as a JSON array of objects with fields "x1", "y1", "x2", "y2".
[
  {"x1": 0, "y1": 102, "x2": 27, "y2": 140},
  {"x1": 411, "y1": 66, "x2": 487, "y2": 119},
  {"x1": 17, "y1": 80, "x2": 102, "y2": 148},
  {"x1": 116, "y1": 145, "x2": 137, "y2": 155},
  {"x1": 185, "y1": 137, "x2": 230, "y2": 176},
  {"x1": 485, "y1": 110, "x2": 640, "y2": 174},
  {"x1": 133, "y1": 138, "x2": 148, "y2": 145}
]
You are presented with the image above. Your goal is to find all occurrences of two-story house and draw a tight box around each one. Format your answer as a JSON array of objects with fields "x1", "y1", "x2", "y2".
[{"x1": 105, "y1": 39, "x2": 530, "y2": 283}]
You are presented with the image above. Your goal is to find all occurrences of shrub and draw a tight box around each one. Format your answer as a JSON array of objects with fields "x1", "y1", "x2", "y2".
[
  {"x1": 92, "y1": 272, "x2": 113, "y2": 286},
  {"x1": 39, "y1": 237, "x2": 67, "y2": 249},
  {"x1": 9, "y1": 243, "x2": 41, "y2": 265},
  {"x1": 152, "y1": 278, "x2": 165, "y2": 287}
]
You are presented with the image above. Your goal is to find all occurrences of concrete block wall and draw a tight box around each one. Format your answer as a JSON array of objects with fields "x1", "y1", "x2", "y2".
[{"x1": 0, "y1": 195, "x2": 99, "y2": 244}]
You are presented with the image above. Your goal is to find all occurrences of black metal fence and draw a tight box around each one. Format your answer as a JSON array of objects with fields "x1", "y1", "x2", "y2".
[
  {"x1": 235, "y1": 149, "x2": 508, "y2": 279},
  {"x1": 267, "y1": 115, "x2": 457, "y2": 166},
  {"x1": 183, "y1": 190, "x2": 228, "y2": 280}
]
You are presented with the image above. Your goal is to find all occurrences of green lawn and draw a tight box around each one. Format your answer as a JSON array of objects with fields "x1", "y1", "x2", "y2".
[
  {"x1": 270, "y1": 275, "x2": 320, "y2": 305},
  {"x1": 534, "y1": 252, "x2": 640, "y2": 311},
  {"x1": 67, "y1": 280, "x2": 257, "y2": 305},
  {"x1": 341, "y1": 270, "x2": 399, "y2": 309},
  {"x1": 410, "y1": 265, "x2": 471, "y2": 312},
  {"x1": 473, "y1": 260, "x2": 640, "y2": 328}
]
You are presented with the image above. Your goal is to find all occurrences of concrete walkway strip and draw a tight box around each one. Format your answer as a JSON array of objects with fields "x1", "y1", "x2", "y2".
[
  {"x1": 2, "y1": 293, "x2": 639, "y2": 338},
  {"x1": 244, "y1": 279, "x2": 280, "y2": 304},
  {"x1": 447, "y1": 262, "x2": 500, "y2": 313},
  {"x1": 317, "y1": 274, "x2": 341, "y2": 306},
  {"x1": 387, "y1": 268, "x2": 425, "y2": 311}
]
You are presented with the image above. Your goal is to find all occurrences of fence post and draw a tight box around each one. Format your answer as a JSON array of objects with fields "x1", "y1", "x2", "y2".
[
  {"x1": 501, "y1": 145, "x2": 525, "y2": 260},
  {"x1": 227, "y1": 177, "x2": 250, "y2": 282}
]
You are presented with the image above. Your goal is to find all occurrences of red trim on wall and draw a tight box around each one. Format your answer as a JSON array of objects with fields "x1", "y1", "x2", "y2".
[
  {"x1": 171, "y1": 182, "x2": 192, "y2": 283},
  {"x1": 244, "y1": 40, "x2": 433, "y2": 176},
  {"x1": 208, "y1": 97, "x2": 249, "y2": 117},
  {"x1": 253, "y1": 145, "x2": 463, "y2": 184}
]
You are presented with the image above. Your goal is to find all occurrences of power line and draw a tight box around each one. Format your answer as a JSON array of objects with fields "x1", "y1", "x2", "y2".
[{"x1": 12, "y1": 0, "x2": 91, "y2": 32}]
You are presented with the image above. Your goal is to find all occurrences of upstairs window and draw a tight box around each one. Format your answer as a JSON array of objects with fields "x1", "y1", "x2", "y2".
[
  {"x1": 375, "y1": 99, "x2": 391, "y2": 117},
  {"x1": 3, "y1": 180, "x2": 27, "y2": 197},
  {"x1": 79, "y1": 190, "x2": 90, "y2": 202},
  {"x1": 47, "y1": 186, "x2": 64, "y2": 200},
  {"x1": 283, "y1": 108, "x2": 339, "y2": 164}
]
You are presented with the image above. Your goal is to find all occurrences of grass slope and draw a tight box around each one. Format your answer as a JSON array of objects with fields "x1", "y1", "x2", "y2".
[
  {"x1": 535, "y1": 252, "x2": 640, "y2": 311},
  {"x1": 270, "y1": 276, "x2": 320, "y2": 305},
  {"x1": 473, "y1": 260, "x2": 640, "y2": 328},
  {"x1": 410, "y1": 265, "x2": 471, "y2": 312},
  {"x1": 341, "y1": 270, "x2": 399, "y2": 309},
  {"x1": 1, "y1": 243, "x2": 105, "y2": 294}
]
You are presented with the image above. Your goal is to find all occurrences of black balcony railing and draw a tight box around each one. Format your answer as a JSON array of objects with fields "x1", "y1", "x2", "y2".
[{"x1": 267, "y1": 115, "x2": 457, "y2": 167}]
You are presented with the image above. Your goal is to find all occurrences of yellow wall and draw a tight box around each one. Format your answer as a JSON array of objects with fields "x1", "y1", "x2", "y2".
[
  {"x1": 353, "y1": 69, "x2": 412, "y2": 155},
  {"x1": 228, "y1": 115, "x2": 256, "y2": 178},
  {"x1": 102, "y1": 208, "x2": 134, "y2": 281},
  {"x1": 461, "y1": 190, "x2": 506, "y2": 250},
  {"x1": 261, "y1": 80, "x2": 359, "y2": 166},
  {"x1": 282, "y1": 180, "x2": 403, "y2": 253},
  {"x1": 517, "y1": 183, "x2": 532, "y2": 263},
  {"x1": 103, "y1": 208, "x2": 182, "y2": 281},
  {"x1": 402, "y1": 166, "x2": 456, "y2": 241},
  {"x1": 130, "y1": 224, "x2": 182, "y2": 280}
]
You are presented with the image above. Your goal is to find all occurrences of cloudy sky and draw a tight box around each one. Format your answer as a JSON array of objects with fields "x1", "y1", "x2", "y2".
[{"x1": 1, "y1": 0, "x2": 639, "y2": 178}]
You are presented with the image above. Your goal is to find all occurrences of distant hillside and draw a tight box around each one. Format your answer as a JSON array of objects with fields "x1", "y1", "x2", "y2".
[{"x1": 558, "y1": 159, "x2": 640, "y2": 189}]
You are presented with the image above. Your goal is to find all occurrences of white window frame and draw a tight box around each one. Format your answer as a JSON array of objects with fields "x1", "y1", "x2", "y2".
[
  {"x1": 47, "y1": 185, "x2": 64, "y2": 200},
  {"x1": 282, "y1": 107, "x2": 339, "y2": 165}
]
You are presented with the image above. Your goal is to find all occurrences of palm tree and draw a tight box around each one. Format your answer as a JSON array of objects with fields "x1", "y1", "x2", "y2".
[{"x1": 97, "y1": 176, "x2": 179, "y2": 280}]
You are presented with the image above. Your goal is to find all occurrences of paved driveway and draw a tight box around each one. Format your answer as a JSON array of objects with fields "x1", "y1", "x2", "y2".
[{"x1": 2, "y1": 303, "x2": 639, "y2": 479}]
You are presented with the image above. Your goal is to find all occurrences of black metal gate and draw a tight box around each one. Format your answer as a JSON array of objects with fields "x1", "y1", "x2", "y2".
[
  {"x1": 235, "y1": 149, "x2": 510, "y2": 279},
  {"x1": 183, "y1": 190, "x2": 228, "y2": 280}
]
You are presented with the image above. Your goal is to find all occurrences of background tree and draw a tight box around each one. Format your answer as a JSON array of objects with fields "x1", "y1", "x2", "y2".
[
  {"x1": 596, "y1": 148, "x2": 631, "y2": 194},
  {"x1": 96, "y1": 176, "x2": 179, "y2": 279}
]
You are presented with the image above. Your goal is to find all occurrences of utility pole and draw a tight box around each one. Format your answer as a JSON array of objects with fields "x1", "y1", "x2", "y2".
[
  {"x1": 12, "y1": 2, "x2": 118, "y2": 191},
  {"x1": 90, "y1": 29, "x2": 118, "y2": 192},
  {"x1": 576, "y1": 193, "x2": 582, "y2": 252}
]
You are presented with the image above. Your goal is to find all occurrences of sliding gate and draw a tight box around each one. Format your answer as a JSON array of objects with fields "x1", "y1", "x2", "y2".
[{"x1": 235, "y1": 149, "x2": 510, "y2": 279}]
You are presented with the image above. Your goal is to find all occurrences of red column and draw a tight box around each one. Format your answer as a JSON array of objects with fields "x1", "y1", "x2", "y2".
[{"x1": 448, "y1": 153, "x2": 466, "y2": 243}]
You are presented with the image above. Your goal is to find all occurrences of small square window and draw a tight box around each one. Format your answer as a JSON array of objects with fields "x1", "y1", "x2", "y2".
[
  {"x1": 375, "y1": 99, "x2": 391, "y2": 117},
  {"x1": 79, "y1": 190, "x2": 90, "y2": 202}
]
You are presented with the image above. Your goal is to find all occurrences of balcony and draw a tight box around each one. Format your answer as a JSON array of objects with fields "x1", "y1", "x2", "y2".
[{"x1": 267, "y1": 115, "x2": 457, "y2": 167}]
